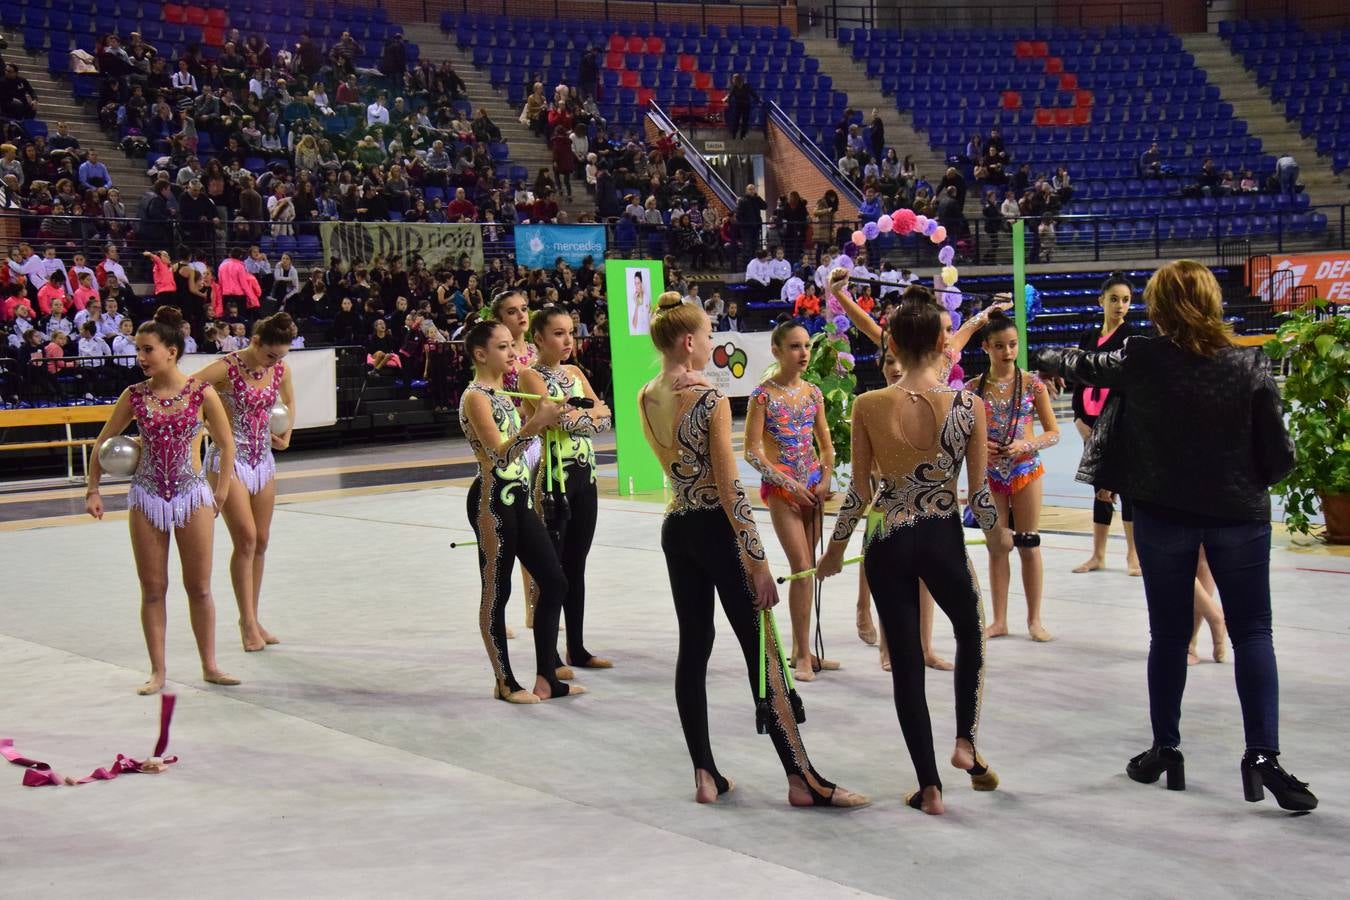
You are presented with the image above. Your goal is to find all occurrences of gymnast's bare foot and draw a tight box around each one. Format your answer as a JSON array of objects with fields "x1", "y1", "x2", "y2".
[
  {"x1": 695, "y1": 768, "x2": 732, "y2": 804},
  {"x1": 137, "y1": 672, "x2": 166, "y2": 695},
  {"x1": 906, "y1": 785, "x2": 945, "y2": 815},
  {"x1": 1072, "y1": 555, "x2": 1105, "y2": 573},
  {"x1": 856, "y1": 607, "x2": 878, "y2": 645},
  {"x1": 1127, "y1": 555, "x2": 1142, "y2": 577},
  {"x1": 203, "y1": 670, "x2": 241, "y2": 686},
  {"x1": 986, "y1": 620, "x2": 1009, "y2": 639},
  {"x1": 925, "y1": 653, "x2": 954, "y2": 671},
  {"x1": 792, "y1": 658, "x2": 816, "y2": 682},
  {"x1": 506, "y1": 626, "x2": 516, "y2": 639},
  {"x1": 810, "y1": 654, "x2": 840, "y2": 671},
  {"x1": 1028, "y1": 622, "x2": 1054, "y2": 642},
  {"x1": 533, "y1": 675, "x2": 586, "y2": 700},
  {"x1": 259, "y1": 625, "x2": 279, "y2": 645},
  {"x1": 1187, "y1": 647, "x2": 1201, "y2": 666},
  {"x1": 880, "y1": 650, "x2": 892, "y2": 672},
  {"x1": 787, "y1": 775, "x2": 870, "y2": 808},
  {"x1": 239, "y1": 622, "x2": 266, "y2": 652}
]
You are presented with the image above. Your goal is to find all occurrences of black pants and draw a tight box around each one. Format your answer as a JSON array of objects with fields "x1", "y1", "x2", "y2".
[
  {"x1": 536, "y1": 460, "x2": 599, "y2": 664},
  {"x1": 467, "y1": 474, "x2": 568, "y2": 695},
  {"x1": 1133, "y1": 507, "x2": 1279, "y2": 752},
  {"x1": 661, "y1": 508, "x2": 825, "y2": 788},
  {"x1": 865, "y1": 513, "x2": 986, "y2": 790}
]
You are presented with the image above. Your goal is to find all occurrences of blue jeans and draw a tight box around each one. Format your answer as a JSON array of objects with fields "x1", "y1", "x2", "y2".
[
  {"x1": 1278, "y1": 163, "x2": 1299, "y2": 196},
  {"x1": 1132, "y1": 507, "x2": 1279, "y2": 753}
]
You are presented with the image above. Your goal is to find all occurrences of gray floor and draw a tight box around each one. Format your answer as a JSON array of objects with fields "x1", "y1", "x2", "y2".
[{"x1": 4, "y1": 482, "x2": 1348, "y2": 898}]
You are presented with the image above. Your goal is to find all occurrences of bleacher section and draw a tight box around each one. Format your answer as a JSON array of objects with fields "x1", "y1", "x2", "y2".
[
  {"x1": 1219, "y1": 18, "x2": 1350, "y2": 174},
  {"x1": 842, "y1": 24, "x2": 1326, "y2": 244},
  {"x1": 444, "y1": 12, "x2": 846, "y2": 144}
]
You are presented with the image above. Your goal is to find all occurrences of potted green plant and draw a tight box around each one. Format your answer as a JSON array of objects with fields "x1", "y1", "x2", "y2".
[
  {"x1": 801, "y1": 316, "x2": 857, "y2": 489},
  {"x1": 1263, "y1": 302, "x2": 1350, "y2": 542}
]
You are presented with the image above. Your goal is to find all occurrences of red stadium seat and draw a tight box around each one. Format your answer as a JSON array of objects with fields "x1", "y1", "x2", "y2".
[
  {"x1": 184, "y1": 6, "x2": 208, "y2": 25},
  {"x1": 163, "y1": 5, "x2": 187, "y2": 24},
  {"x1": 678, "y1": 54, "x2": 697, "y2": 72},
  {"x1": 1044, "y1": 56, "x2": 1063, "y2": 75},
  {"x1": 646, "y1": 37, "x2": 663, "y2": 54},
  {"x1": 605, "y1": 51, "x2": 624, "y2": 69},
  {"x1": 1014, "y1": 41, "x2": 1033, "y2": 59},
  {"x1": 694, "y1": 71, "x2": 712, "y2": 90},
  {"x1": 1031, "y1": 41, "x2": 1049, "y2": 57},
  {"x1": 1054, "y1": 107, "x2": 1073, "y2": 126},
  {"x1": 204, "y1": 26, "x2": 224, "y2": 47},
  {"x1": 207, "y1": 9, "x2": 226, "y2": 27},
  {"x1": 626, "y1": 36, "x2": 644, "y2": 54},
  {"x1": 620, "y1": 70, "x2": 640, "y2": 88},
  {"x1": 1034, "y1": 108, "x2": 1053, "y2": 126},
  {"x1": 1002, "y1": 90, "x2": 1021, "y2": 109},
  {"x1": 1075, "y1": 89, "x2": 1094, "y2": 107},
  {"x1": 1059, "y1": 73, "x2": 1077, "y2": 91},
  {"x1": 608, "y1": 35, "x2": 626, "y2": 53},
  {"x1": 637, "y1": 87, "x2": 655, "y2": 107},
  {"x1": 1072, "y1": 107, "x2": 1091, "y2": 125}
]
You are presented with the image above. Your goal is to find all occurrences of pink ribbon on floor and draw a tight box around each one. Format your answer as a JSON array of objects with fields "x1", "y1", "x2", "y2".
[{"x1": 2, "y1": 693, "x2": 178, "y2": 787}]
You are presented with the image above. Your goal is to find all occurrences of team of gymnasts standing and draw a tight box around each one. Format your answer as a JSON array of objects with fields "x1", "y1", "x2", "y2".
[{"x1": 86, "y1": 262, "x2": 1315, "y2": 814}]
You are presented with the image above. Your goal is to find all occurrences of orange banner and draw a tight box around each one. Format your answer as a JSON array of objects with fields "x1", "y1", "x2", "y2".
[{"x1": 1252, "y1": 251, "x2": 1350, "y2": 306}]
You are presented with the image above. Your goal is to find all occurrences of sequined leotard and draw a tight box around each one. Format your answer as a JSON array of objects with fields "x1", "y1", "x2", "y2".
[
  {"x1": 459, "y1": 382, "x2": 571, "y2": 698},
  {"x1": 969, "y1": 371, "x2": 1057, "y2": 495},
  {"x1": 204, "y1": 352, "x2": 284, "y2": 495},
  {"x1": 830, "y1": 385, "x2": 997, "y2": 794},
  {"x1": 747, "y1": 380, "x2": 824, "y2": 505},
  {"x1": 504, "y1": 341, "x2": 541, "y2": 470},
  {"x1": 639, "y1": 385, "x2": 840, "y2": 801},
  {"x1": 127, "y1": 378, "x2": 215, "y2": 532}
]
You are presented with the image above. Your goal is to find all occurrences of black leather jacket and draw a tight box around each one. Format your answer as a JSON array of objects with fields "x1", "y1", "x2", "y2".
[{"x1": 1036, "y1": 335, "x2": 1293, "y2": 522}]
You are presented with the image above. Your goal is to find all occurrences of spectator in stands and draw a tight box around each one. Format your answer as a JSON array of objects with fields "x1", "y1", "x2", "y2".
[
  {"x1": 100, "y1": 299, "x2": 127, "y2": 341},
  {"x1": 1000, "y1": 190, "x2": 1021, "y2": 225},
  {"x1": 745, "y1": 247, "x2": 773, "y2": 295},
  {"x1": 937, "y1": 186, "x2": 965, "y2": 240},
  {"x1": 1197, "y1": 157, "x2": 1222, "y2": 197},
  {"x1": 735, "y1": 183, "x2": 766, "y2": 264},
  {"x1": 446, "y1": 187, "x2": 477, "y2": 222},
  {"x1": 1139, "y1": 142, "x2": 1162, "y2": 179},
  {"x1": 1038, "y1": 216, "x2": 1057, "y2": 263},
  {"x1": 550, "y1": 127, "x2": 576, "y2": 202},
  {"x1": 1052, "y1": 167, "x2": 1074, "y2": 206},
  {"x1": 578, "y1": 47, "x2": 599, "y2": 101},
  {"x1": 379, "y1": 34, "x2": 408, "y2": 96},
  {"x1": 1276, "y1": 154, "x2": 1299, "y2": 197},
  {"x1": 718, "y1": 301, "x2": 743, "y2": 333},
  {"x1": 0, "y1": 64, "x2": 36, "y2": 120},
  {"x1": 982, "y1": 190, "x2": 1004, "y2": 263},
  {"x1": 837, "y1": 148, "x2": 860, "y2": 185},
  {"x1": 77, "y1": 320, "x2": 109, "y2": 367},
  {"x1": 726, "y1": 74, "x2": 759, "y2": 141}
]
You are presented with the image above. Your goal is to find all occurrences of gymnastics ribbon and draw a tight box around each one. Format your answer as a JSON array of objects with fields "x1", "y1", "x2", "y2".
[
  {"x1": 755, "y1": 609, "x2": 805, "y2": 735},
  {"x1": 2, "y1": 693, "x2": 178, "y2": 787}
]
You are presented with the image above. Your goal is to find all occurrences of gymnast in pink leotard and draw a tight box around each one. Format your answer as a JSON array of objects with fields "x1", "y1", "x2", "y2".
[
  {"x1": 743, "y1": 320, "x2": 837, "y2": 682},
  {"x1": 86, "y1": 306, "x2": 240, "y2": 695}
]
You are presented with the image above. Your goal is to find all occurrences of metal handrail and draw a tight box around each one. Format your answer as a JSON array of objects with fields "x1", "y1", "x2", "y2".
[
  {"x1": 646, "y1": 101, "x2": 739, "y2": 211},
  {"x1": 765, "y1": 101, "x2": 864, "y2": 208}
]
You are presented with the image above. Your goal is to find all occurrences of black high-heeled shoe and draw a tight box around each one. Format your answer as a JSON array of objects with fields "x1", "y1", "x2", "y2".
[
  {"x1": 1127, "y1": 745, "x2": 1186, "y2": 791},
  {"x1": 1241, "y1": 752, "x2": 1317, "y2": 811}
]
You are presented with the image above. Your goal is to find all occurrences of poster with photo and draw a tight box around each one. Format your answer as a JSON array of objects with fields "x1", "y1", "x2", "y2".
[{"x1": 624, "y1": 266, "x2": 653, "y2": 336}]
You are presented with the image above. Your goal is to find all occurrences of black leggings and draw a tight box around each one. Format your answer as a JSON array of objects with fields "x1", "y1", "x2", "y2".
[
  {"x1": 864, "y1": 513, "x2": 987, "y2": 791},
  {"x1": 1093, "y1": 488, "x2": 1134, "y2": 525},
  {"x1": 661, "y1": 508, "x2": 831, "y2": 792},
  {"x1": 536, "y1": 461, "x2": 599, "y2": 664},
  {"x1": 467, "y1": 475, "x2": 569, "y2": 696}
]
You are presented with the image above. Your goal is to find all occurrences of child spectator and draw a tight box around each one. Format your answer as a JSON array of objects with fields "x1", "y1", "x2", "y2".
[
  {"x1": 77, "y1": 320, "x2": 110, "y2": 367},
  {"x1": 111, "y1": 318, "x2": 137, "y2": 365}
]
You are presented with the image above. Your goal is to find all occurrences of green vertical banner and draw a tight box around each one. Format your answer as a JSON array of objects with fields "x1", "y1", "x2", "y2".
[
  {"x1": 604, "y1": 260, "x2": 666, "y2": 496},
  {"x1": 1011, "y1": 218, "x2": 1029, "y2": 371}
]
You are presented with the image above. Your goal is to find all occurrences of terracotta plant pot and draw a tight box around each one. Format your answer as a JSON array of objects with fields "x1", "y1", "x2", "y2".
[{"x1": 1321, "y1": 492, "x2": 1350, "y2": 545}]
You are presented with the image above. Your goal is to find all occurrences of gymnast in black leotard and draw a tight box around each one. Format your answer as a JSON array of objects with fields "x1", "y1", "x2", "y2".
[
  {"x1": 519, "y1": 307, "x2": 615, "y2": 670},
  {"x1": 638, "y1": 292, "x2": 867, "y2": 809},
  {"x1": 458, "y1": 320, "x2": 584, "y2": 705},
  {"x1": 816, "y1": 294, "x2": 1000, "y2": 815}
]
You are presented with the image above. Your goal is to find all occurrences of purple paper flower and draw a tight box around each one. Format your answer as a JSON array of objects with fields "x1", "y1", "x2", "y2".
[
  {"x1": 833, "y1": 315, "x2": 851, "y2": 332},
  {"x1": 838, "y1": 352, "x2": 855, "y2": 368}
]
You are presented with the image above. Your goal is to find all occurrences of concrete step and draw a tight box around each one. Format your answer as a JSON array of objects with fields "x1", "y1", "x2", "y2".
[
  {"x1": 799, "y1": 35, "x2": 978, "y2": 214},
  {"x1": 1181, "y1": 32, "x2": 1350, "y2": 197},
  {"x1": 402, "y1": 22, "x2": 591, "y2": 218}
]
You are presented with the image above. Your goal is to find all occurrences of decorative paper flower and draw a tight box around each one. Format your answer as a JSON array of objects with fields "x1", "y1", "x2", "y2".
[
  {"x1": 938, "y1": 245, "x2": 955, "y2": 265},
  {"x1": 877, "y1": 214, "x2": 894, "y2": 233},
  {"x1": 851, "y1": 229, "x2": 866, "y2": 246},
  {"x1": 892, "y1": 209, "x2": 917, "y2": 233},
  {"x1": 941, "y1": 265, "x2": 959, "y2": 286},
  {"x1": 862, "y1": 221, "x2": 880, "y2": 240},
  {"x1": 833, "y1": 314, "x2": 851, "y2": 332},
  {"x1": 931, "y1": 225, "x2": 948, "y2": 243}
]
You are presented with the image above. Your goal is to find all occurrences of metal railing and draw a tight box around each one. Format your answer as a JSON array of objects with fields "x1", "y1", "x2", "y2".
[
  {"x1": 825, "y1": 1, "x2": 1170, "y2": 36},
  {"x1": 646, "y1": 101, "x2": 739, "y2": 211},
  {"x1": 441, "y1": 0, "x2": 796, "y2": 31},
  {"x1": 766, "y1": 101, "x2": 865, "y2": 209}
]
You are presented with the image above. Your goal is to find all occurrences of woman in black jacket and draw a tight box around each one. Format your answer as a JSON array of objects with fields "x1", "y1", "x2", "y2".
[{"x1": 1037, "y1": 260, "x2": 1315, "y2": 812}]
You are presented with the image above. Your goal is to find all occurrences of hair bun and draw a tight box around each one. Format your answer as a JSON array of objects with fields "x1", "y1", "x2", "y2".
[
  {"x1": 153, "y1": 305, "x2": 184, "y2": 327},
  {"x1": 656, "y1": 290, "x2": 683, "y2": 311}
]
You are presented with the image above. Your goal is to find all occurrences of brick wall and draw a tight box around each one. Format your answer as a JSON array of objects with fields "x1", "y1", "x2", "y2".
[
  {"x1": 390, "y1": 0, "x2": 798, "y2": 32},
  {"x1": 763, "y1": 119, "x2": 859, "y2": 221},
  {"x1": 642, "y1": 117, "x2": 732, "y2": 219},
  {"x1": 1055, "y1": 0, "x2": 1205, "y2": 32}
]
